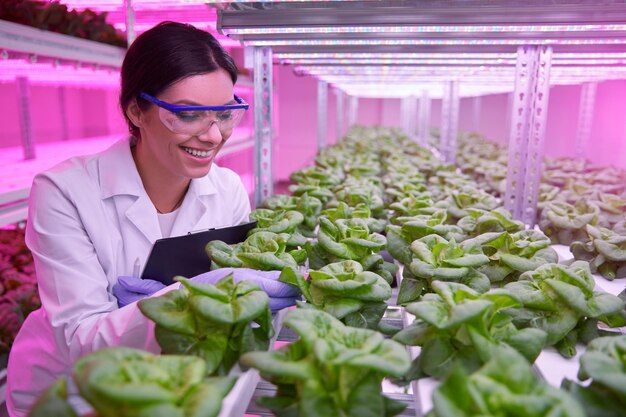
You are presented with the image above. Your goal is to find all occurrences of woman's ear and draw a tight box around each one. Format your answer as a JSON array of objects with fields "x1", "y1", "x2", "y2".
[{"x1": 126, "y1": 100, "x2": 144, "y2": 129}]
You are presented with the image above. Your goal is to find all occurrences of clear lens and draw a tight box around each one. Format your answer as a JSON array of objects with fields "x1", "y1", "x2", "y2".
[{"x1": 158, "y1": 107, "x2": 246, "y2": 136}]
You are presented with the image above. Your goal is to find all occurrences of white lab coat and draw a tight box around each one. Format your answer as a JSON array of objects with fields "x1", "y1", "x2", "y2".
[{"x1": 6, "y1": 137, "x2": 251, "y2": 417}]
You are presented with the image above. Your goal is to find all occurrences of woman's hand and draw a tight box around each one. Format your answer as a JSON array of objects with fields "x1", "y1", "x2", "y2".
[
  {"x1": 113, "y1": 277, "x2": 166, "y2": 308},
  {"x1": 191, "y1": 268, "x2": 301, "y2": 312},
  {"x1": 113, "y1": 268, "x2": 301, "y2": 311}
]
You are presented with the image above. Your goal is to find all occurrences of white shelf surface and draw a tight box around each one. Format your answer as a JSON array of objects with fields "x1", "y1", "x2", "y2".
[
  {"x1": 534, "y1": 346, "x2": 585, "y2": 388},
  {"x1": 0, "y1": 128, "x2": 254, "y2": 227}
]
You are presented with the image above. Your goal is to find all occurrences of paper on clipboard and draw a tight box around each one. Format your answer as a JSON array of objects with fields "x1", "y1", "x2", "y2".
[{"x1": 141, "y1": 221, "x2": 257, "y2": 285}]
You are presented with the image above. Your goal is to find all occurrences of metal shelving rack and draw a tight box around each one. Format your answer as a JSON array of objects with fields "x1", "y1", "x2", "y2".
[
  {"x1": 214, "y1": 1, "x2": 626, "y2": 415},
  {"x1": 217, "y1": 0, "x2": 626, "y2": 220},
  {"x1": 0, "y1": 14, "x2": 256, "y2": 227}
]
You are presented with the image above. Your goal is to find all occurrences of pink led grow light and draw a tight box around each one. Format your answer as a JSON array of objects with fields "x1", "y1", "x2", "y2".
[
  {"x1": 225, "y1": 24, "x2": 626, "y2": 35},
  {"x1": 0, "y1": 60, "x2": 120, "y2": 87},
  {"x1": 248, "y1": 39, "x2": 626, "y2": 46}
]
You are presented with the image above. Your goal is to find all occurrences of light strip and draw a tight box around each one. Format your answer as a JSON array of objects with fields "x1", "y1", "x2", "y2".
[
  {"x1": 59, "y1": 0, "x2": 359, "y2": 9},
  {"x1": 275, "y1": 52, "x2": 626, "y2": 60},
  {"x1": 295, "y1": 65, "x2": 626, "y2": 76},
  {"x1": 275, "y1": 52, "x2": 518, "y2": 59},
  {"x1": 282, "y1": 58, "x2": 519, "y2": 65},
  {"x1": 226, "y1": 24, "x2": 626, "y2": 35},
  {"x1": 281, "y1": 57, "x2": 626, "y2": 66},
  {"x1": 112, "y1": 22, "x2": 216, "y2": 32},
  {"x1": 247, "y1": 39, "x2": 626, "y2": 46}
]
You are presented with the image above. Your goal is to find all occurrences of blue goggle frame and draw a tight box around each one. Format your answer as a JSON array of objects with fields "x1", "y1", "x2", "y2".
[{"x1": 139, "y1": 92, "x2": 249, "y2": 112}]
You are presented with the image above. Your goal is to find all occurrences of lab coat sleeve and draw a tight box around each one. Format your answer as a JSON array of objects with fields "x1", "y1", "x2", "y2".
[{"x1": 25, "y1": 173, "x2": 163, "y2": 363}]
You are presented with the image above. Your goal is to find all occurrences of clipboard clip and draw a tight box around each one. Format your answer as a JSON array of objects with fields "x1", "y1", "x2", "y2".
[{"x1": 188, "y1": 227, "x2": 216, "y2": 235}]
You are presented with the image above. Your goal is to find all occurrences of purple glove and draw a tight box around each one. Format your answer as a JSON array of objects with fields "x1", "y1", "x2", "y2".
[
  {"x1": 113, "y1": 276, "x2": 166, "y2": 308},
  {"x1": 190, "y1": 268, "x2": 301, "y2": 312}
]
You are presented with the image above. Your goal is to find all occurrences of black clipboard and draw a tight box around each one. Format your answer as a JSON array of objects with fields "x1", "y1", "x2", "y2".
[{"x1": 141, "y1": 221, "x2": 257, "y2": 285}]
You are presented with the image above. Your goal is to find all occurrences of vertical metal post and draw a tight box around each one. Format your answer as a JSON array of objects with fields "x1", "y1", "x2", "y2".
[
  {"x1": 317, "y1": 80, "x2": 328, "y2": 151},
  {"x1": 504, "y1": 45, "x2": 552, "y2": 226},
  {"x1": 345, "y1": 94, "x2": 351, "y2": 134},
  {"x1": 401, "y1": 96, "x2": 410, "y2": 137},
  {"x1": 505, "y1": 91, "x2": 514, "y2": 138},
  {"x1": 58, "y1": 86, "x2": 69, "y2": 140},
  {"x1": 472, "y1": 95, "x2": 482, "y2": 133},
  {"x1": 16, "y1": 76, "x2": 35, "y2": 160},
  {"x1": 575, "y1": 81, "x2": 597, "y2": 159},
  {"x1": 336, "y1": 88, "x2": 344, "y2": 140},
  {"x1": 124, "y1": 0, "x2": 136, "y2": 45},
  {"x1": 253, "y1": 46, "x2": 273, "y2": 207},
  {"x1": 401, "y1": 96, "x2": 418, "y2": 139},
  {"x1": 440, "y1": 80, "x2": 460, "y2": 163},
  {"x1": 349, "y1": 95, "x2": 359, "y2": 128},
  {"x1": 418, "y1": 90, "x2": 430, "y2": 146}
]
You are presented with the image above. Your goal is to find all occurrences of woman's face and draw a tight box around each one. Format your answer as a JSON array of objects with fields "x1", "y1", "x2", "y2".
[{"x1": 134, "y1": 69, "x2": 236, "y2": 180}]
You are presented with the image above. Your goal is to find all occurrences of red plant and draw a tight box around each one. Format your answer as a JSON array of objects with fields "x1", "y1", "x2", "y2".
[{"x1": 0, "y1": 227, "x2": 39, "y2": 362}]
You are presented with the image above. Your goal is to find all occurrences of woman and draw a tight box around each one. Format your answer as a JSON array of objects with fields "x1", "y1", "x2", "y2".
[{"x1": 6, "y1": 22, "x2": 298, "y2": 416}]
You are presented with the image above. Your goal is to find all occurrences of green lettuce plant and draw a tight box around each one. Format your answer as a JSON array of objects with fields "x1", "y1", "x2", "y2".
[
  {"x1": 307, "y1": 216, "x2": 397, "y2": 284},
  {"x1": 322, "y1": 201, "x2": 387, "y2": 234},
  {"x1": 504, "y1": 261, "x2": 625, "y2": 357},
  {"x1": 393, "y1": 281, "x2": 546, "y2": 380},
  {"x1": 386, "y1": 210, "x2": 466, "y2": 267},
  {"x1": 456, "y1": 207, "x2": 525, "y2": 237},
  {"x1": 383, "y1": 179, "x2": 428, "y2": 204},
  {"x1": 279, "y1": 260, "x2": 393, "y2": 332},
  {"x1": 436, "y1": 185, "x2": 500, "y2": 220},
  {"x1": 248, "y1": 208, "x2": 307, "y2": 248},
  {"x1": 427, "y1": 172, "x2": 474, "y2": 202},
  {"x1": 590, "y1": 193, "x2": 626, "y2": 228},
  {"x1": 388, "y1": 195, "x2": 437, "y2": 223},
  {"x1": 289, "y1": 165, "x2": 344, "y2": 189},
  {"x1": 538, "y1": 200, "x2": 599, "y2": 245},
  {"x1": 427, "y1": 348, "x2": 585, "y2": 417},
  {"x1": 28, "y1": 378, "x2": 78, "y2": 417},
  {"x1": 138, "y1": 275, "x2": 273, "y2": 375},
  {"x1": 240, "y1": 309, "x2": 411, "y2": 417},
  {"x1": 289, "y1": 181, "x2": 335, "y2": 204},
  {"x1": 206, "y1": 231, "x2": 306, "y2": 271},
  {"x1": 462, "y1": 230, "x2": 558, "y2": 283},
  {"x1": 614, "y1": 219, "x2": 626, "y2": 235},
  {"x1": 262, "y1": 193, "x2": 324, "y2": 238},
  {"x1": 344, "y1": 159, "x2": 382, "y2": 178},
  {"x1": 571, "y1": 224, "x2": 626, "y2": 280},
  {"x1": 331, "y1": 183, "x2": 385, "y2": 219},
  {"x1": 537, "y1": 183, "x2": 561, "y2": 214},
  {"x1": 29, "y1": 348, "x2": 236, "y2": 417},
  {"x1": 562, "y1": 335, "x2": 626, "y2": 417},
  {"x1": 397, "y1": 235, "x2": 490, "y2": 305}
]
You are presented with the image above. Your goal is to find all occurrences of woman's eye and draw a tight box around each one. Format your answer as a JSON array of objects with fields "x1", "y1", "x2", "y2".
[
  {"x1": 216, "y1": 110, "x2": 233, "y2": 122},
  {"x1": 175, "y1": 111, "x2": 202, "y2": 122}
]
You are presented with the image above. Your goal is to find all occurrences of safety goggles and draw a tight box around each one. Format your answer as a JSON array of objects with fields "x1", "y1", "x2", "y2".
[{"x1": 139, "y1": 92, "x2": 249, "y2": 136}]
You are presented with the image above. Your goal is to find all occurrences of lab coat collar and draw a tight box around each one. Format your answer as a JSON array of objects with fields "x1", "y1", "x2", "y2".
[
  {"x1": 99, "y1": 137, "x2": 144, "y2": 199},
  {"x1": 169, "y1": 165, "x2": 220, "y2": 236},
  {"x1": 98, "y1": 138, "x2": 220, "y2": 241},
  {"x1": 98, "y1": 137, "x2": 219, "y2": 199}
]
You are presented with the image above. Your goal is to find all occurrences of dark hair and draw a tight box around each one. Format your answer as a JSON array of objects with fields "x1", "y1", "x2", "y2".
[{"x1": 120, "y1": 21, "x2": 239, "y2": 138}]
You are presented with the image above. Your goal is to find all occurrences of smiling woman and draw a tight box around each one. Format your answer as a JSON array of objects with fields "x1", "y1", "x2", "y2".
[{"x1": 4, "y1": 22, "x2": 299, "y2": 417}]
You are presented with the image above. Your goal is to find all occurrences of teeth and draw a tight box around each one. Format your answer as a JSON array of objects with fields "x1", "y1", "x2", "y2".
[{"x1": 182, "y1": 146, "x2": 213, "y2": 158}]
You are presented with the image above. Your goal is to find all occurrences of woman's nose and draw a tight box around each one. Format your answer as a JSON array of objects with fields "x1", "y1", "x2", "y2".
[{"x1": 196, "y1": 121, "x2": 222, "y2": 144}]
